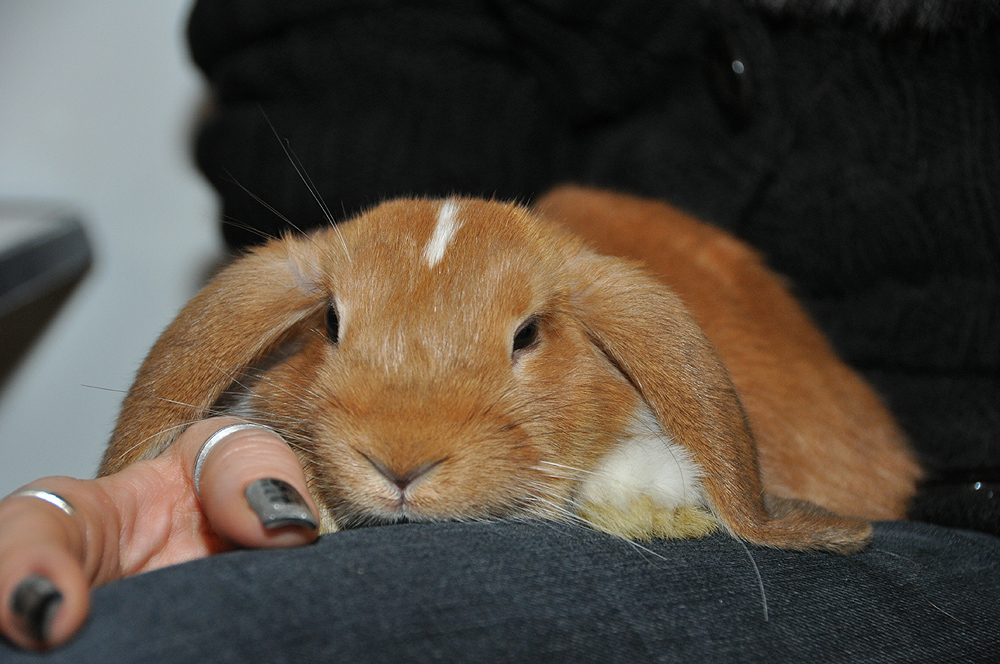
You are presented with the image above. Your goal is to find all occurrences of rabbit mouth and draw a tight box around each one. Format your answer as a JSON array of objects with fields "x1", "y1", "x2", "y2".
[
  {"x1": 328, "y1": 502, "x2": 458, "y2": 530},
  {"x1": 341, "y1": 511, "x2": 417, "y2": 528},
  {"x1": 323, "y1": 485, "x2": 524, "y2": 530}
]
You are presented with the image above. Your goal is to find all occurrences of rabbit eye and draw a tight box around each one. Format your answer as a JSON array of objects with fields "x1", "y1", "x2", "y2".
[
  {"x1": 512, "y1": 317, "x2": 539, "y2": 355},
  {"x1": 325, "y1": 302, "x2": 340, "y2": 343}
]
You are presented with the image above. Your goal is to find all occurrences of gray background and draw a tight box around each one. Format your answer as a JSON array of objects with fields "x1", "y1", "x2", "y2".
[{"x1": 0, "y1": 0, "x2": 219, "y2": 495}]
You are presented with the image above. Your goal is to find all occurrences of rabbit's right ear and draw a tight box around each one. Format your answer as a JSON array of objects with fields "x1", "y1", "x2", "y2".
[
  {"x1": 563, "y1": 246, "x2": 872, "y2": 553},
  {"x1": 100, "y1": 233, "x2": 332, "y2": 475}
]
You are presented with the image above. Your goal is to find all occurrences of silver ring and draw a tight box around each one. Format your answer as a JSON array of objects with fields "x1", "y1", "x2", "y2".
[
  {"x1": 9, "y1": 489, "x2": 75, "y2": 517},
  {"x1": 193, "y1": 423, "x2": 281, "y2": 495}
]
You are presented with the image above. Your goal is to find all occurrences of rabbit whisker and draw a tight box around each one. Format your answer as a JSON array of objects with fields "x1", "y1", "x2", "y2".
[
  {"x1": 258, "y1": 105, "x2": 352, "y2": 263},
  {"x1": 222, "y1": 170, "x2": 298, "y2": 233},
  {"x1": 220, "y1": 216, "x2": 279, "y2": 242},
  {"x1": 738, "y1": 539, "x2": 769, "y2": 622}
]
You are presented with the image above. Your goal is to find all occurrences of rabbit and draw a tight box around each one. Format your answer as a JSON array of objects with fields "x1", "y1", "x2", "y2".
[{"x1": 100, "y1": 185, "x2": 921, "y2": 554}]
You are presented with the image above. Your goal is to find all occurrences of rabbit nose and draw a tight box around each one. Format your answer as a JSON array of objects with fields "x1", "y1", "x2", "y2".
[{"x1": 364, "y1": 454, "x2": 443, "y2": 491}]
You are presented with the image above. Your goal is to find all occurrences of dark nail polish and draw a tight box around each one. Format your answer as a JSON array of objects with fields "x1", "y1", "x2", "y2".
[
  {"x1": 10, "y1": 575, "x2": 63, "y2": 643},
  {"x1": 245, "y1": 478, "x2": 318, "y2": 530}
]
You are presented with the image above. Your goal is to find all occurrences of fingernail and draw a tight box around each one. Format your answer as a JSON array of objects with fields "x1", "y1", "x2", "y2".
[
  {"x1": 245, "y1": 479, "x2": 318, "y2": 530},
  {"x1": 10, "y1": 575, "x2": 63, "y2": 643}
]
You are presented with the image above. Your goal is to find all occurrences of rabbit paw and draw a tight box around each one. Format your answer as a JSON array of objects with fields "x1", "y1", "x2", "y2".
[{"x1": 578, "y1": 496, "x2": 718, "y2": 540}]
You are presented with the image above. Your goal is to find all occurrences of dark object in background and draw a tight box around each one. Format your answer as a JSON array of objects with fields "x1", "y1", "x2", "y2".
[
  {"x1": 0, "y1": 205, "x2": 90, "y2": 384},
  {"x1": 0, "y1": 205, "x2": 89, "y2": 319},
  {"x1": 187, "y1": 0, "x2": 999, "y2": 535}
]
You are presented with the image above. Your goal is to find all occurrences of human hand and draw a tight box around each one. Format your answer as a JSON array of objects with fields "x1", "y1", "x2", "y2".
[{"x1": 0, "y1": 417, "x2": 319, "y2": 650}]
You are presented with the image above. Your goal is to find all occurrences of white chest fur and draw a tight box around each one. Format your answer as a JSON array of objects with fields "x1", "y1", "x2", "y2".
[{"x1": 574, "y1": 405, "x2": 716, "y2": 540}]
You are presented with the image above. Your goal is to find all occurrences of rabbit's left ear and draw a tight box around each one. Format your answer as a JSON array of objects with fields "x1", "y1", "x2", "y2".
[
  {"x1": 565, "y1": 248, "x2": 871, "y2": 553},
  {"x1": 101, "y1": 234, "x2": 330, "y2": 475}
]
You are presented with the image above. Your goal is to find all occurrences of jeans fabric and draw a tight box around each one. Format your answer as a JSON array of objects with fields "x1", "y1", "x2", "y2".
[{"x1": 2, "y1": 521, "x2": 997, "y2": 663}]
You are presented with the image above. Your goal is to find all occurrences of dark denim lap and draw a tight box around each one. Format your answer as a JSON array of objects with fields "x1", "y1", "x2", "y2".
[{"x1": 1, "y1": 521, "x2": 997, "y2": 663}]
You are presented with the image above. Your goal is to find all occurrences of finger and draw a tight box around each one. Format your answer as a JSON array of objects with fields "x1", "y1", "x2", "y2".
[
  {"x1": 0, "y1": 480, "x2": 96, "y2": 649},
  {"x1": 165, "y1": 418, "x2": 320, "y2": 549}
]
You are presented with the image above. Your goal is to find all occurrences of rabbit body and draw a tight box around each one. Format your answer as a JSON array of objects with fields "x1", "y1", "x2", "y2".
[
  {"x1": 103, "y1": 187, "x2": 921, "y2": 553},
  {"x1": 537, "y1": 187, "x2": 922, "y2": 523}
]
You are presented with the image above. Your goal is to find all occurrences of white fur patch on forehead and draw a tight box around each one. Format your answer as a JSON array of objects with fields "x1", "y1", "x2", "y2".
[{"x1": 424, "y1": 198, "x2": 463, "y2": 268}]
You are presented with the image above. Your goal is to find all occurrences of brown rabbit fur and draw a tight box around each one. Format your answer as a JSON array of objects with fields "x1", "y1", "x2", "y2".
[
  {"x1": 537, "y1": 186, "x2": 922, "y2": 521},
  {"x1": 102, "y1": 186, "x2": 921, "y2": 554}
]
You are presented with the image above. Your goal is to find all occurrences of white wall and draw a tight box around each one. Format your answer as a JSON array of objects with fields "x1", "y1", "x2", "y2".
[{"x1": 0, "y1": 0, "x2": 221, "y2": 496}]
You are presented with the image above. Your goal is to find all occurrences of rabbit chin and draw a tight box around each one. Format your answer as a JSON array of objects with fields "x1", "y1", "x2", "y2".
[{"x1": 574, "y1": 405, "x2": 718, "y2": 541}]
